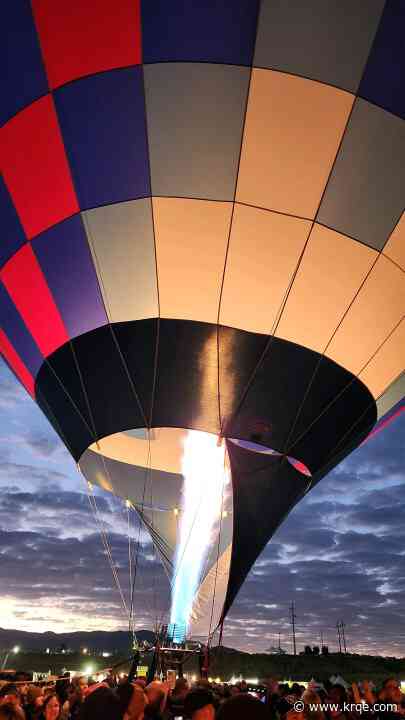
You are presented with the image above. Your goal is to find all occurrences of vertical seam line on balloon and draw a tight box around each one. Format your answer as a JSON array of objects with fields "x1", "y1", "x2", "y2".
[
  {"x1": 282, "y1": 250, "x2": 381, "y2": 455},
  {"x1": 283, "y1": 137, "x2": 404, "y2": 450},
  {"x1": 36, "y1": 386, "x2": 74, "y2": 458},
  {"x1": 286, "y1": 315, "x2": 404, "y2": 456},
  {"x1": 139, "y1": 48, "x2": 161, "y2": 428},
  {"x1": 381, "y1": 252, "x2": 405, "y2": 275},
  {"x1": 81, "y1": 211, "x2": 114, "y2": 323},
  {"x1": 40, "y1": 356, "x2": 94, "y2": 440},
  {"x1": 219, "y1": 91, "x2": 359, "y2": 444},
  {"x1": 216, "y1": 0, "x2": 263, "y2": 620},
  {"x1": 215, "y1": 7, "x2": 262, "y2": 438},
  {"x1": 54, "y1": 72, "x2": 151, "y2": 438},
  {"x1": 82, "y1": 213, "x2": 150, "y2": 437},
  {"x1": 279, "y1": 1, "x2": 402, "y2": 452},
  {"x1": 135, "y1": 18, "x2": 161, "y2": 631},
  {"x1": 222, "y1": 0, "x2": 391, "y2": 445}
]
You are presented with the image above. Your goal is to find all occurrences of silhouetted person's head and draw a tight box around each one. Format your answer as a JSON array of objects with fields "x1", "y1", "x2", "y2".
[
  {"x1": 184, "y1": 688, "x2": 215, "y2": 720},
  {"x1": 217, "y1": 694, "x2": 267, "y2": 720},
  {"x1": 0, "y1": 704, "x2": 24, "y2": 720},
  {"x1": 79, "y1": 687, "x2": 121, "y2": 720}
]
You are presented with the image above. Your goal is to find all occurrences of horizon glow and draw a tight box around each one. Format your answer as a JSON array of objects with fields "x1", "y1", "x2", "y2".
[{"x1": 170, "y1": 431, "x2": 227, "y2": 635}]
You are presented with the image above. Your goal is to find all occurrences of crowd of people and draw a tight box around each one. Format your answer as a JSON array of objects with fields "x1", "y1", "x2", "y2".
[{"x1": 0, "y1": 673, "x2": 404, "y2": 720}]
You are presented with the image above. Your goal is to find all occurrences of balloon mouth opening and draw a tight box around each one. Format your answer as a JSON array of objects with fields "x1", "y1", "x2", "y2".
[
  {"x1": 83, "y1": 426, "x2": 312, "y2": 481},
  {"x1": 80, "y1": 427, "x2": 234, "y2": 637},
  {"x1": 228, "y1": 438, "x2": 312, "y2": 477}
]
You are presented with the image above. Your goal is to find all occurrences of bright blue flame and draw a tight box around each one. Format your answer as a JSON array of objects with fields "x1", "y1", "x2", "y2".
[
  {"x1": 167, "y1": 622, "x2": 187, "y2": 644},
  {"x1": 170, "y1": 431, "x2": 226, "y2": 633}
]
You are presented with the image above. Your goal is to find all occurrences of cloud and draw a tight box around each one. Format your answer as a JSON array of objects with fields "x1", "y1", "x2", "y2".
[
  {"x1": 0, "y1": 462, "x2": 68, "y2": 489},
  {"x1": 0, "y1": 429, "x2": 70, "y2": 464},
  {"x1": 0, "y1": 485, "x2": 152, "y2": 544},
  {"x1": 0, "y1": 375, "x2": 29, "y2": 409},
  {"x1": 0, "y1": 522, "x2": 168, "y2": 633},
  {"x1": 0, "y1": 363, "x2": 404, "y2": 653}
]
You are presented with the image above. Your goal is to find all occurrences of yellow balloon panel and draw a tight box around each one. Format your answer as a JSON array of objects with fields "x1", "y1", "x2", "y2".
[
  {"x1": 276, "y1": 224, "x2": 377, "y2": 353},
  {"x1": 236, "y1": 70, "x2": 354, "y2": 218}
]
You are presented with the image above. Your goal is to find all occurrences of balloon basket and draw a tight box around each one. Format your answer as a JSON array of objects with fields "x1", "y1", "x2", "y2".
[{"x1": 157, "y1": 625, "x2": 204, "y2": 679}]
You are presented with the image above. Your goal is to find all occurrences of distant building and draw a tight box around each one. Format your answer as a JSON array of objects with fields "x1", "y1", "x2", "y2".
[{"x1": 267, "y1": 645, "x2": 287, "y2": 655}]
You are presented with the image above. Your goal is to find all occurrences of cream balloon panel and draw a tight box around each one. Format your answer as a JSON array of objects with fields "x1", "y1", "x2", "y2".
[
  {"x1": 236, "y1": 70, "x2": 354, "y2": 219},
  {"x1": 83, "y1": 200, "x2": 159, "y2": 324}
]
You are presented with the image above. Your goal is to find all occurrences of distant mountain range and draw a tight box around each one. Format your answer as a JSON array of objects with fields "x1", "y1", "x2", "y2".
[
  {"x1": 0, "y1": 627, "x2": 155, "y2": 653},
  {"x1": 1, "y1": 629, "x2": 404, "y2": 683}
]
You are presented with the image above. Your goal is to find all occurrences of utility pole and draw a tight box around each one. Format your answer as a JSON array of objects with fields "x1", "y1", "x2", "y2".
[
  {"x1": 278, "y1": 632, "x2": 281, "y2": 653},
  {"x1": 340, "y1": 621, "x2": 347, "y2": 654},
  {"x1": 336, "y1": 621, "x2": 342, "y2": 653},
  {"x1": 320, "y1": 631, "x2": 324, "y2": 649},
  {"x1": 290, "y1": 602, "x2": 297, "y2": 656},
  {"x1": 1, "y1": 651, "x2": 9, "y2": 670}
]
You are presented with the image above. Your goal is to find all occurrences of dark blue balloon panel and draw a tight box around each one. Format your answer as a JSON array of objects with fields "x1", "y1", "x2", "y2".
[
  {"x1": 141, "y1": 0, "x2": 260, "y2": 66},
  {"x1": 0, "y1": 0, "x2": 48, "y2": 125},
  {"x1": 0, "y1": 177, "x2": 27, "y2": 268},
  {"x1": 54, "y1": 67, "x2": 151, "y2": 210},
  {"x1": 359, "y1": 0, "x2": 405, "y2": 119},
  {"x1": 0, "y1": 280, "x2": 43, "y2": 376},
  {"x1": 32, "y1": 215, "x2": 107, "y2": 339}
]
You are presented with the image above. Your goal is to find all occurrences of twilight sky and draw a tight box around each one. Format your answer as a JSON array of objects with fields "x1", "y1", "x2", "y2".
[{"x1": 0, "y1": 359, "x2": 404, "y2": 656}]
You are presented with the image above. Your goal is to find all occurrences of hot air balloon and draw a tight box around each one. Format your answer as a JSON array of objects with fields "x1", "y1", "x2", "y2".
[{"x1": 1, "y1": 1, "x2": 404, "y2": 642}]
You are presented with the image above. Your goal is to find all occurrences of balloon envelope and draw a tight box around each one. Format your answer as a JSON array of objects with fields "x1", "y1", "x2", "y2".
[{"x1": 1, "y1": 1, "x2": 404, "y2": 635}]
